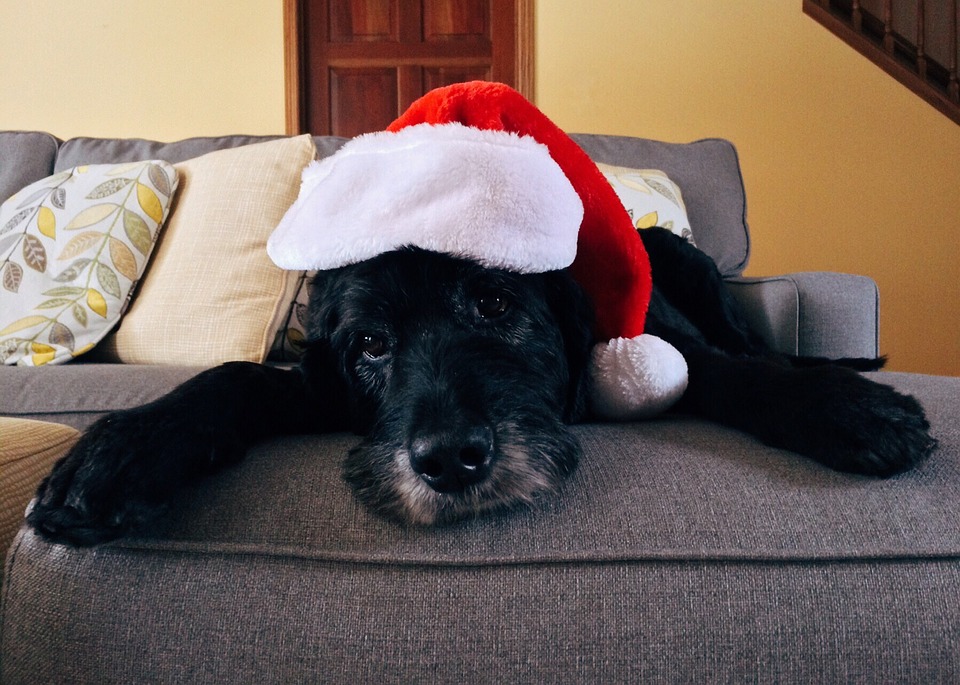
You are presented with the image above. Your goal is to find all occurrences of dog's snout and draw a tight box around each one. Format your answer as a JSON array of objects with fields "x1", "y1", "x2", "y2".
[{"x1": 409, "y1": 426, "x2": 494, "y2": 493}]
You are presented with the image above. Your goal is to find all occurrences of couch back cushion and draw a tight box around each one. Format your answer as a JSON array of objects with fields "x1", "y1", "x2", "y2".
[
  {"x1": 571, "y1": 134, "x2": 750, "y2": 277},
  {"x1": 54, "y1": 135, "x2": 282, "y2": 170},
  {"x1": 0, "y1": 132, "x2": 60, "y2": 205},
  {"x1": 54, "y1": 135, "x2": 349, "y2": 169}
]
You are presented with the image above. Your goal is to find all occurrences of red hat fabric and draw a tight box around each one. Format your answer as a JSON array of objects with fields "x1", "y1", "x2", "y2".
[{"x1": 389, "y1": 81, "x2": 651, "y2": 342}]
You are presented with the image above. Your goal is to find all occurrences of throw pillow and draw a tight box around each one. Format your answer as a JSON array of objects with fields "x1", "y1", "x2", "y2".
[
  {"x1": 270, "y1": 270, "x2": 312, "y2": 361},
  {"x1": 94, "y1": 135, "x2": 317, "y2": 365},
  {"x1": 596, "y1": 163, "x2": 697, "y2": 246},
  {"x1": 0, "y1": 161, "x2": 178, "y2": 366}
]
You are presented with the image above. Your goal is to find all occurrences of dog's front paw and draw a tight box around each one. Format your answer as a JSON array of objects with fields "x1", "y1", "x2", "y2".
[
  {"x1": 787, "y1": 368, "x2": 937, "y2": 477},
  {"x1": 27, "y1": 409, "x2": 239, "y2": 546}
]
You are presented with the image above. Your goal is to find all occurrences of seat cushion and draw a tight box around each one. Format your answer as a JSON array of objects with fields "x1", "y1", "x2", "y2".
[
  {"x1": 102, "y1": 372, "x2": 960, "y2": 561},
  {"x1": 0, "y1": 363, "x2": 210, "y2": 430},
  {"x1": 2, "y1": 372, "x2": 958, "y2": 682}
]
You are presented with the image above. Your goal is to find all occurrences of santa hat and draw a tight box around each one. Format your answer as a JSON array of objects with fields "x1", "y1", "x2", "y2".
[{"x1": 268, "y1": 81, "x2": 687, "y2": 419}]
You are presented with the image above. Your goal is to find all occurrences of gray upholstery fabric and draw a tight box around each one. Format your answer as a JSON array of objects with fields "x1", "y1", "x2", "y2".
[
  {"x1": 55, "y1": 134, "x2": 283, "y2": 169},
  {"x1": 728, "y1": 272, "x2": 880, "y2": 358},
  {"x1": 727, "y1": 276, "x2": 801, "y2": 354},
  {"x1": 3, "y1": 372, "x2": 958, "y2": 682},
  {"x1": 0, "y1": 364, "x2": 210, "y2": 430},
  {"x1": 53, "y1": 134, "x2": 348, "y2": 170},
  {"x1": 789, "y1": 271, "x2": 880, "y2": 359},
  {"x1": 0, "y1": 131, "x2": 59, "y2": 203},
  {"x1": 571, "y1": 134, "x2": 750, "y2": 276}
]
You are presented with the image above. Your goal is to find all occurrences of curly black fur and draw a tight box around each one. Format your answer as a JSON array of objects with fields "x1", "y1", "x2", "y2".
[
  {"x1": 639, "y1": 228, "x2": 935, "y2": 477},
  {"x1": 28, "y1": 231, "x2": 936, "y2": 546}
]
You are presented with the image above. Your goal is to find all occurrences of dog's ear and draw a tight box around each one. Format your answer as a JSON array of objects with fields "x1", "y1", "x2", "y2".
[
  {"x1": 297, "y1": 270, "x2": 352, "y2": 431},
  {"x1": 544, "y1": 271, "x2": 595, "y2": 423}
]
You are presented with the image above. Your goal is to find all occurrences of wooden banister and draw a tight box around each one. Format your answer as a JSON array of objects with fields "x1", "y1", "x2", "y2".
[{"x1": 804, "y1": 0, "x2": 960, "y2": 126}]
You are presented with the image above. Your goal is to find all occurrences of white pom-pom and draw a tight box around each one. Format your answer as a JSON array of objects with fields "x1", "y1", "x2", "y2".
[{"x1": 588, "y1": 334, "x2": 688, "y2": 420}]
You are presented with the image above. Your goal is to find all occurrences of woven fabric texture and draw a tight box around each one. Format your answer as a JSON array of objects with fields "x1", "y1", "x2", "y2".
[
  {"x1": 2, "y1": 370, "x2": 958, "y2": 682},
  {"x1": 0, "y1": 417, "x2": 78, "y2": 556}
]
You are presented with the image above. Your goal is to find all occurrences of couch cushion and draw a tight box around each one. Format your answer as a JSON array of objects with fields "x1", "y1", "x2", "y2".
[
  {"x1": 0, "y1": 161, "x2": 178, "y2": 366},
  {"x1": 54, "y1": 135, "x2": 349, "y2": 169},
  {"x1": 54, "y1": 135, "x2": 283, "y2": 170},
  {"x1": 572, "y1": 134, "x2": 750, "y2": 277},
  {"x1": 2, "y1": 372, "x2": 957, "y2": 682},
  {"x1": 0, "y1": 132, "x2": 59, "y2": 205},
  {"x1": 113, "y1": 372, "x2": 960, "y2": 562},
  {"x1": 0, "y1": 131, "x2": 59, "y2": 202},
  {"x1": 0, "y1": 363, "x2": 210, "y2": 430}
]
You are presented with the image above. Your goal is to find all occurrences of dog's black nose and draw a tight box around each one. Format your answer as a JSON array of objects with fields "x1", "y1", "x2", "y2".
[{"x1": 409, "y1": 426, "x2": 494, "y2": 493}]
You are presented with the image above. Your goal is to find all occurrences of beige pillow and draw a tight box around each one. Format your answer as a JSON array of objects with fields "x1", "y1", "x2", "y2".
[{"x1": 96, "y1": 135, "x2": 317, "y2": 364}]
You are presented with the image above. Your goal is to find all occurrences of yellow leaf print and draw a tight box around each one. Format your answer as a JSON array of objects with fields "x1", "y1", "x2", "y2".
[
  {"x1": 65, "y1": 204, "x2": 116, "y2": 231},
  {"x1": 109, "y1": 237, "x2": 138, "y2": 281},
  {"x1": 137, "y1": 183, "x2": 163, "y2": 224},
  {"x1": 38, "y1": 206, "x2": 56, "y2": 238},
  {"x1": 616, "y1": 174, "x2": 652, "y2": 194},
  {"x1": 30, "y1": 342, "x2": 56, "y2": 366},
  {"x1": 0, "y1": 315, "x2": 48, "y2": 336},
  {"x1": 58, "y1": 231, "x2": 105, "y2": 261},
  {"x1": 635, "y1": 211, "x2": 659, "y2": 229},
  {"x1": 87, "y1": 288, "x2": 108, "y2": 318}
]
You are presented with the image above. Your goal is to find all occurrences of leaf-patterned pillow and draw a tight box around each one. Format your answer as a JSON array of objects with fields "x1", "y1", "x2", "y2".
[
  {"x1": 269, "y1": 269, "x2": 312, "y2": 361},
  {"x1": 0, "y1": 161, "x2": 178, "y2": 366},
  {"x1": 596, "y1": 163, "x2": 697, "y2": 247}
]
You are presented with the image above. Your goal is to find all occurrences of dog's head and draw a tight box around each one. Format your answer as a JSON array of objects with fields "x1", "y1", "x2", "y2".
[{"x1": 300, "y1": 248, "x2": 594, "y2": 525}]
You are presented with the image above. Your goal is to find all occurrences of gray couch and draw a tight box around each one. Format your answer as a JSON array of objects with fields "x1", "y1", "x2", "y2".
[{"x1": 1, "y1": 130, "x2": 958, "y2": 683}]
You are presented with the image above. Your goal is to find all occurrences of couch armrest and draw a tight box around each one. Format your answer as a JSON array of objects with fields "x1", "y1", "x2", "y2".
[{"x1": 725, "y1": 273, "x2": 880, "y2": 360}]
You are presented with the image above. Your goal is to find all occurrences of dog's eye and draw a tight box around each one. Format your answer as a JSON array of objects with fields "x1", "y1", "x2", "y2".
[
  {"x1": 476, "y1": 294, "x2": 510, "y2": 319},
  {"x1": 359, "y1": 334, "x2": 388, "y2": 359}
]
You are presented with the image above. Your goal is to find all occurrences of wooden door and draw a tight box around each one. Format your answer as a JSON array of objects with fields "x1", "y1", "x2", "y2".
[{"x1": 284, "y1": 0, "x2": 534, "y2": 136}]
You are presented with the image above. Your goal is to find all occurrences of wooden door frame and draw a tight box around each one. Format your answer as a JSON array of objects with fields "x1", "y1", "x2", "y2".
[{"x1": 282, "y1": 0, "x2": 535, "y2": 135}]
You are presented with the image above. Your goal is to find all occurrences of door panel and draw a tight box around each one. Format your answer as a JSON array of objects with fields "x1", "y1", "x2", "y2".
[
  {"x1": 287, "y1": 0, "x2": 532, "y2": 136},
  {"x1": 329, "y1": 68, "x2": 399, "y2": 139}
]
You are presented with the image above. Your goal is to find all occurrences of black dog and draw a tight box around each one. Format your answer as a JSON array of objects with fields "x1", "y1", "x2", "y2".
[{"x1": 28, "y1": 228, "x2": 936, "y2": 545}]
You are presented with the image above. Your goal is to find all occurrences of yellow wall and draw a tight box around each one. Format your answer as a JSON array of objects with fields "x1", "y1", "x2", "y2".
[
  {"x1": 0, "y1": 1, "x2": 286, "y2": 139},
  {"x1": 1, "y1": 1, "x2": 957, "y2": 374},
  {"x1": 537, "y1": 2, "x2": 960, "y2": 376}
]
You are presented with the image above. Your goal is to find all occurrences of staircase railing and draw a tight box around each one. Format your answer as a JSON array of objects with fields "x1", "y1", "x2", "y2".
[{"x1": 804, "y1": 0, "x2": 960, "y2": 125}]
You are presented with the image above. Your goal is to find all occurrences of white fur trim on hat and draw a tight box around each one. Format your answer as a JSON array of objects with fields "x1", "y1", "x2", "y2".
[
  {"x1": 588, "y1": 334, "x2": 688, "y2": 420},
  {"x1": 268, "y1": 122, "x2": 584, "y2": 273}
]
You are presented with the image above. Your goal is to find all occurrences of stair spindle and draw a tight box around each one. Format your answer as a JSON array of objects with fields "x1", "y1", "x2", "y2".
[
  {"x1": 884, "y1": 0, "x2": 895, "y2": 53},
  {"x1": 951, "y1": 0, "x2": 960, "y2": 100},
  {"x1": 917, "y1": 0, "x2": 928, "y2": 76}
]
